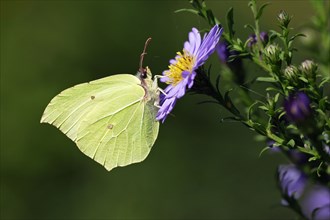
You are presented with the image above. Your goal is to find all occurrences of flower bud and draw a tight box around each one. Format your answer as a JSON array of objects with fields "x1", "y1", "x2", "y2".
[
  {"x1": 216, "y1": 41, "x2": 245, "y2": 85},
  {"x1": 247, "y1": 34, "x2": 257, "y2": 48},
  {"x1": 299, "y1": 60, "x2": 317, "y2": 80},
  {"x1": 277, "y1": 10, "x2": 291, "y2": 27},
  {"x1": 284, "y1": 92, "x2": 311, "y2": 123},
  {"x1": 260, "y1": 31, "x2": 269, "y2": 45},
  {"x1": 216, "y1": 41, "x2": 230, "y2": 63},
  {"x1": 284, "y1": 65, "x2": 299, "y2": 82},
  {"x1": 247, "y1": 32, "x2": 268, "y2": 48},
  {"x1": 264, "y1": 44, "x2": 281, "y2": 64}
]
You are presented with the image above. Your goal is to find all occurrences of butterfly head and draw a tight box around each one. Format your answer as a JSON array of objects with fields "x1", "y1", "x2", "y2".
[{"x1": 138, "y1": 66, "x2": 152, "y2": 80}]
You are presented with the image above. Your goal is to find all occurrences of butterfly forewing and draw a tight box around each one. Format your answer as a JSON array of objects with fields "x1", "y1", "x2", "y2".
[
  {"x1": 41, "y1": 74, "x2": 159, "y2": 171},
  {"x1": 41, "y1": 74, "x2": 141, "y2": 140}
]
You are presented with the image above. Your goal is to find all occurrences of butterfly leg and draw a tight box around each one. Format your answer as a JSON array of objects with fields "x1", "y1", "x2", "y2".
[{"x1": 152, "y1": 75, "x2": 167, "y2": 96}]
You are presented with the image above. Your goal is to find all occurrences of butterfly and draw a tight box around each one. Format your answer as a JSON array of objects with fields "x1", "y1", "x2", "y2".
[{"x1": 41, "y1": 38, "x2": 160, "y2": 171}]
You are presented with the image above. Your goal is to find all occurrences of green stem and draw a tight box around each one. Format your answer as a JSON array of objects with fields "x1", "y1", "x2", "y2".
[{"x1": 250, "y1": 0, "x2": 264, "y2": 51}]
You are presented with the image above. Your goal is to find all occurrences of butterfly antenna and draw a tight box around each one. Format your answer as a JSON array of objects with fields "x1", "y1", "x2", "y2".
[{"x1": 139, "y1": 37, "x2": 152, "y2": 73}]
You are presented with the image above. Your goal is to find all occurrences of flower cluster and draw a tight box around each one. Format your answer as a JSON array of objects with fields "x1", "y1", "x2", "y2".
[{"x1": 158, "y1": 0, "x2": 330, "y2": 219}]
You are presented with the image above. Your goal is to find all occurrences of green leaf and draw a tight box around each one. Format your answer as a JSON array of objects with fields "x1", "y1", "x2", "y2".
[
  {"x1": 274, "y1": 93, "x2": 280, "y2": 103},
  {"x1": 287, "y1": 139, "x2": 295, "y2": 148},
  {"x1": 256, "y1": 2, "x2": 271, "y2": 20},
  {"x1": 256, "y1": 77, "x2": 277, "y2": 83},
  {"x1": 298, "y1": 76, "x2": 309, "y2": 83},
  {"x1": 175, "y1": 8, "x2": 199, "y2": 15},
  {"x1": 254, "y1": 135, "x2": 267, "y2": 142},
  {"x1": 316, "y1": 109, "x2": 330, "y2": 127},
  {"x1": 287, "y1": 124, "x2": 298, "y2": 130},
  {"x1": 259, "y1": 146, "x2": 270, "y2": 157},
  {"x1": 319, "y1": 77, "x2": 330, "y2": 88},
  {"x1": 266, "y1": 87, "x2": 281, "y2": 93},
  {"x1": 258, "y1": 105, "x2": 269, "y2": 111},
  {"x1": 226, "y1": 7, "x2": 235, "y2": 38},
  {"x1": 289, "y1": 33, "x2": 306, "y2": 42},
  {"x1": 232, "y1": 44, "x2": 243, "y2": 51},
  {"x1": 278, "y1": 111, "x2": 286, "y2": 120},
  {"x1": 247, "y1": 101, "x2": 259, "y2": 120},
  {"x1": 190, "y1": 0, "x2": 202, "y2": 10},
  {"x1": 206, "y1": 9, "x2": 217, "y2": 26},
  {"x1": 224, "y1": 90, "x2": 240, "y2": 116},
  {"x1": 220, "y1": 116, "x2": 241, "y2": 123},
  {"x1": 244, "y1": 24, "x2": 255, "y2": 32},
  {"x1": 308, "y1": 156, "x2": 319, "y2": 162}
]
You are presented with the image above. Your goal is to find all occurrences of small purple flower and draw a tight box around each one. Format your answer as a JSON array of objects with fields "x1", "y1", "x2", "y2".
[
  {"x1": 216, "y1": 40, "x2": 241, "y2": 63},
  {"x1": 300, "y1": 184, "x2": 330, "y2": 220},
  {"x1": 247, "y1": 31, "x2": 268, "y2": 47},
  {"x1": 156, "y1": 25, "x2": 223, "y2": 122},
  {"x1": 284, "y1": 92, "x2": 312, "y2": 122},
  {"x1": 216, "y1": 41, "x2": 231, "y2": 63},
  {"x1": 247, "y1": 34, "x2": 257, "y2": 47},
  {"x1": 277, "y1": 164, "x2": 308, "y2": 205},
  {"x1": 260, "y1": 31, "x2": 269, "y2": 43}
]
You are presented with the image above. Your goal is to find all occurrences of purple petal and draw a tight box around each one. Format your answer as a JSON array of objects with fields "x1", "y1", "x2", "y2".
[
  {"x1": 195, "y1": 25, "x2": 223, "y2": 67},
  {"x1": 160, "y1": 75, "x2": 170, "y2": 83},
  {"x1": 300, "y1": 184, "x2": 330, "y2": 220},
  {"x1": 181, "y1": 70, "x2": 190, "y2": 78},
  {"x1": 167, "y1": 80, "x2": 187, "y2": 99},
  {"x1": 216, "y1": 41, "x2": 230, "y2": 63},
  {"x1": 187, "y1": 71, "x2": 196, "y2": 88},
  {"x1": 278, "y1": 164, "x2": 307, "y2": 199},
  {"x1": 169, "y1": 59, "x2": 177, "y2": 64},
  {"x1": 156, "y1": 96, "x2": 177, "y2": 123},
  {"x1": 184, "y1": 28, "x2": 201, "y2": 56}
]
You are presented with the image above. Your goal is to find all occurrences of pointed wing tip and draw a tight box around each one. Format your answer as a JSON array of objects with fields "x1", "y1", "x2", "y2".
[
  {"x1": 104, "y1": 165, "x2": 115, "y2": 172},
  {"x1": 40, "y1": 109, "x2": 49, "y2": 124},
  {"x1": 40, "y1": 115, "x2": 49, "y2": 124}
]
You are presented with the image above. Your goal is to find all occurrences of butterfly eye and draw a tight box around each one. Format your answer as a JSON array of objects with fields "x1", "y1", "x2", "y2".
[
  {"x1": 141, "y1": 70, "x2": 148, "y2": 79},
  {"x1": 139, "y1": 68, "x2": 148, "y2": 79}
]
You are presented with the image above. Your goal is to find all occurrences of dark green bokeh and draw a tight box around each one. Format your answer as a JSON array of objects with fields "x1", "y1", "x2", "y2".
[{"x1": 1, "y1": 1, "x2": 314, "y2": 219}]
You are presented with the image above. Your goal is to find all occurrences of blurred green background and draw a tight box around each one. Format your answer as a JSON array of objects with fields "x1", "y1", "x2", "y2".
[{"x1": 1, "y1": 1, "x2": 316, "y2": 219}]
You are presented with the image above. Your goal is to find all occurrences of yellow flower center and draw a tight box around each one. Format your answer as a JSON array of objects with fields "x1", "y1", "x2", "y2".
[{"x1": 164, "y1": 50, "x2": 195, "y2": 85}]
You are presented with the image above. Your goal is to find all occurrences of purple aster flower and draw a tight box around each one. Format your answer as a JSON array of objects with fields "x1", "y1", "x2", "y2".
[
  {"x1": 300, "y1": 184, "x2": 330, "y2": 220},
  {"x1": 215, "y1": 41, "x2": 245, "y2": 85},
  {"x1": 284, "y1": 92, "x2": 312, "y2": 122},
  {"x1": 260, "y1": 31, "x2": 269, "y2": 44},
  {"x1": 277, "y1": 164, "x2": 308, "y2": 205},
  {"x1": 216, "y1": 40, "x2": 231, "y2": 63},
  {"x1": 156, "y1": 25, "x2": 223, "y2": 122},
  {"x1": 247, "y1": 31, "x2": 268, "y2": 47},
  {"x1": 216, "y1": 40, "x2": 241, "y2": 62},
  {"x1": 247, "y1": 34, "x2": 257, "y2": 47}
]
